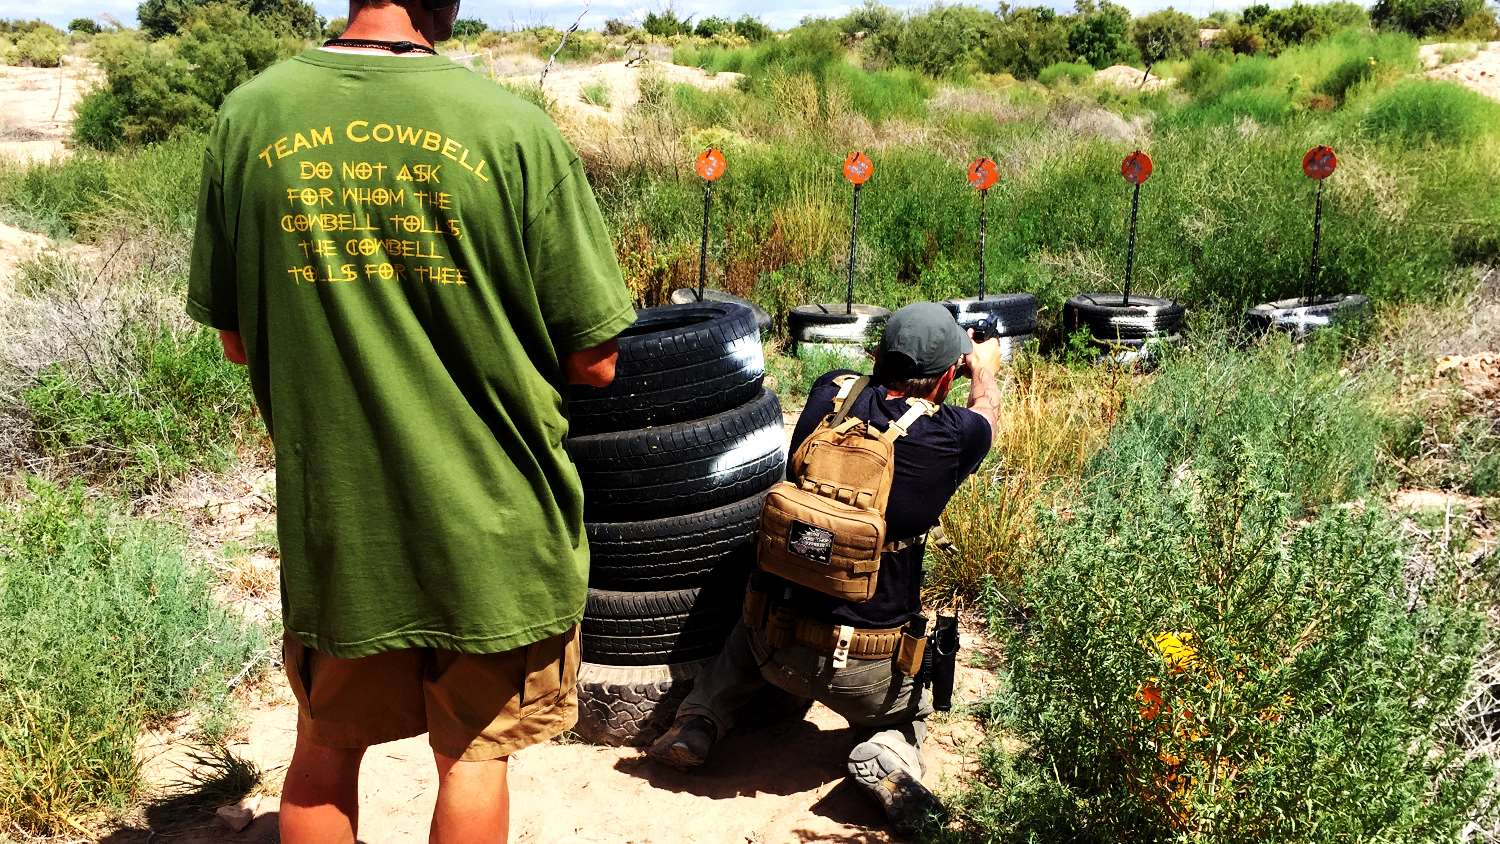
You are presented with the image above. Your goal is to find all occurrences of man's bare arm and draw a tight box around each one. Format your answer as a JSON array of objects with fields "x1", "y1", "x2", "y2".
[
  {"x1": 963, "y1": 337, "x2": 1003, "y2": 437},
  {"x1": 219, "y1": 330, "x2": 247, "y2": 365},
  {"x1": 564, "y1": 339, "x2": 620, "y2": 388}
]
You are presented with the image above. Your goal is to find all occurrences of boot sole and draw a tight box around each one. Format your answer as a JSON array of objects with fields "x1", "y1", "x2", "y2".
[
  {"x1": 646, "y1": 739, "x2": 707, "y2": 770},
  {"x1": 847, "y1": 741, "x2": 941, "y2": 832}
]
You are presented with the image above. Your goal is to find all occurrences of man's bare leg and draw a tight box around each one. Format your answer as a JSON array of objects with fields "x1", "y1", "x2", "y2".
[
  {"x1": 280, "y1": 734, "x2": 366, "y2": 844},
  {"x1": 430, "y1": 752, "x2": 509, "y2": 844}
]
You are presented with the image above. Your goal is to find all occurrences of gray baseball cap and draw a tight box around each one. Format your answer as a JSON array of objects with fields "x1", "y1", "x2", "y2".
[{"x1": 876, "y1": 302, "x2": 974, "y2": 379}]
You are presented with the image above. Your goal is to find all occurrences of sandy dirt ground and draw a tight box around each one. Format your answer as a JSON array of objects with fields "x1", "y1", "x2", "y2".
[
  {"x1": 1094, "y1": 64, "x2": 1171, "y2": 91},
  {"x1": 104, "y1": 638, "x2": 993, "y2": 844},
  {"x1": 0, "y1": 54, "x2": 98, "y2": 164},
  {"x1": 1421, "y1": 41, "x2": 1500, "y2": 101},
  {"x1": 496, "y1": 56, "x2": 744, "y2": 124}
]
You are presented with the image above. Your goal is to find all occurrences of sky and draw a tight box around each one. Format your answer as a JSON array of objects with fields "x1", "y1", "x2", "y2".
[{"x1": 6, "y1": 0, "x2": 1277, "y2": 33}]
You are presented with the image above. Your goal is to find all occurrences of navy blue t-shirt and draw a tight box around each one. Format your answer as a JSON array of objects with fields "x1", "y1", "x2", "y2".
[{"x1": 777, "y1": 370, "x2": 992, "y2": 629}]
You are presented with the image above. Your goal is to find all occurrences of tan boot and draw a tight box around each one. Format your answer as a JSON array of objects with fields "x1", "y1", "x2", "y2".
[{"x1": 646, "y1": 715, "x2": 717, "y2": 770}]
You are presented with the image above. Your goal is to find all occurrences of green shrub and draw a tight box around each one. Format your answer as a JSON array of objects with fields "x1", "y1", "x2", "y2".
[
  {"x1": 1132, "y1": 8, "x2": 1199, "y2": 67},
  {"x1": 0, "y1": 479, "x2": 264, "y2": 835},
  {"x1": 11, "y1": 26, "x2": 64, "y2": 67},
  {"x1": 450, "y1": 17, "x2": 485, "y2": 40},
  {"x1": 1180, "y1": 51, "x2": 1229, "y2": 93},
  {"x1": 71, "y1": 90, "x2": 127, "y2": 151},
  {"x1": 22, "y1": 324, "x2": 259, "y2": 494},
  {"x1": 580, "y1": 78, "x2": 612, "y2": 108},
  {"x1": 1038, "y1": 60, "x2": 1095, "y2": 86},
  {"x1": 1371, "y1": 0, "x2": 1486, "y2": 34},
  {"x1": 643, "y1": 9, "x2": 689, "y2": 37},
  {"x1": 80, "y1": 5, "x2": 294, "y2": 148},
  {"x1": 1360, "y1": 79, "x2": 1500, "y2": 147},
  {"x1": 67, "y1": 17, "x2": 100, "y2": 34},
  {"x1": 956, "y1": 343, "x2": 1489, "y2": 841},
  {"x1": 1215, "y1": 20, "x2": 1266, "y2": 53},
  {"x1": 1069, "y1": 1, "x2": 1135, "y2": 68},
  {"x1": 137, "y1": 0, "x2": 321, "y2": 39},
  {"x1": 1259, "y1": 2, "x2": 1340, "y2": 51},
  {"x1": 732, "y1": 15, "x2": 774, "y2": 42},
  {"x1": 868, "y1": 4, "x2": 1000, "y2": 78},
  {"x1": 984, "y1": 5, "x2": 1072, "y2": 79}
]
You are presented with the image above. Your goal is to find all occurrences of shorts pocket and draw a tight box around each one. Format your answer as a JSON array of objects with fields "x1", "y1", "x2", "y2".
[
  {"x1": 283, "y1": 633, "x2": 316, "y2": 718},
  {"x1": 520, "y1": 627, "x2": 577, "y2": 716}
]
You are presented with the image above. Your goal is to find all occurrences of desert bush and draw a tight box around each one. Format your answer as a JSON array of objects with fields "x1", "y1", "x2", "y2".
[
  {"x1": 580, "y1": 78, "x2": 612, "y2": 108},
  {"x1": 75, "y1": 5, "x2": 294, "y2": 149},
  {"x1": 693, "y1": 16, "x2": 731, "y2": 38},
  {"x1": 450, "y1": 17, "x2": 485, "y2": 40},
  {"x1": 534, "y1": 29, "x2": 609, "y2": 63},
  {"x1": 1132, "y1": 8, "x2": 1199, "y2": 67},
  {"x1": 137, "y1": 0, "x2": 321, "y2": 39},
  {"x1": 1069, "y1": 0, "x2": 1135, "y2": 68},
  {"x1": 868, "y1": 4, "x2": 1000, "y2": 78},
  {"x1": 0, "y1": 479, "x2": 264, "y2": 835},
  {"x1": 1372, "y1": 0, "x2": 1487, "y2": 34},
  {"x1": 1258, "y1": 2, "x2": 1340, "y2": 51},
  {"x1": 1450, "y1": 7, "x2": 1500, "y2": 37},
  {"x1": 67, "y1": 17, "x2": 100, "y2": 34},
  {"x1": 983, "y1": 5, "x2": 1072, "y2": 79},
  {"x1": 1359, "y1": 79, "x2": 1500, "y2": 147},
  {"x1": 10, "y1": 26, "x2": 64, "y2": 67},
  {"x1": 952, "y1": 342, "x2": 1490, "y2": 841},
  {"x1": 643, "y1": 9, "x2": 689, "y2": 38},
  {"x1": 21, "y1": 320, "x2": 259, "y2": 495},
  {"x1": 71, "y1": 90, "x2": 127, "y2": 152},
  {"x1": 1037, "y1": 60, "x2": 1094, "y2": 86},
  {"x1": 731, "y1": 15, "x2": 774, "y2": 42},
  {"x1": 1215, "y1": 20, "x2": 1266, "y2": 53}
]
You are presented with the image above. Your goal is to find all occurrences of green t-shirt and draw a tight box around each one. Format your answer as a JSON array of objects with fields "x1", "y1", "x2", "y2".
[{"x1": 187, "y1": 48, "x2": 635, "y2": 659}]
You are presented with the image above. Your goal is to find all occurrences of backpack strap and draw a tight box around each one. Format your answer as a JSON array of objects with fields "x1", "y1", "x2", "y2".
[
  {"x1": 829, "y1": 375, "x2": 872, "y2": 427},
  {"x1": 881, "y1": 398, "x2": 939, "y2": 444}
]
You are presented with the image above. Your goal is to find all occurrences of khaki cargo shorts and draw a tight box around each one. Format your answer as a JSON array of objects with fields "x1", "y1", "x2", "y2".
[{"x1": 283, "y1": 626, "x2": 580, "y2": 761}]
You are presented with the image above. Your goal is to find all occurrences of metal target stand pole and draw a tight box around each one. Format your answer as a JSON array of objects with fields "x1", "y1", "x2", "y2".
[
  {"x1": 697, "y1": 181, "x2": 713, "y2": 302},
  {"x1": 1306, "y1": 177, "x2": 1324, "y2": 304},
  {"x1": 1123, "y1": 180, "x2": 1141, "y2": 307},
  {"x1": 977, "y1": 187, "x2": 989, "y2": 301},
  {"x1": 846, "y1": 182, "x2": 862, "y2": 315}
]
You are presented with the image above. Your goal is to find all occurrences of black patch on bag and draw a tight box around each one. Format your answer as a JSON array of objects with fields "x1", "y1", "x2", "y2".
[{"x1": 787, "y1": 520, "x2": 834, "y2": 565}]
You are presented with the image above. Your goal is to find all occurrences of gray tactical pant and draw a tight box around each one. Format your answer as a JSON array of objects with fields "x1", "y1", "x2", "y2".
[{"x1": 676, "y1": 621, "x2": 932, "y2": 778}]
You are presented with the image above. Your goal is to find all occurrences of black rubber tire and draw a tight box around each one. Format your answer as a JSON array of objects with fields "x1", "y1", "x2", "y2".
[
  {"x1": 566, "y1": 302, "x2": 764, "y2": 436},
  {"x1": 943, "y1": 294, "x2": 1039, "y2": 338},
  {"x1": 1063, "y1": 294, "x2": 1186, "y2": 342},
  {"x1": 587, "y1": 492, "x2": 764, "y2": 590},
  {"x1": 575, "y1": 659, "x2": 709, "y2": 747},
  {"x1": 788, "y1": 304, "x2": 891, "y2": 347},
  {"x1": 567, "y1": 388, "x2": 786, "y2": 522},
  {"x1": 582, "y1": 584, "x2": 744, "y2": 666},
  {"x1": 574, "y1": 661, "x2": 813, "y2": 747},
  {"x1": 1245, "y1": 294, "x2": 1371, "y2": 337},
  {"x1": 670, "y1": 288, "x2": 774, "y2": 335}
]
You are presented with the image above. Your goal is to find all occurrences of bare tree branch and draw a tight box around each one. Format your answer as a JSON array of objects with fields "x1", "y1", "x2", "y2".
[{"x1": 539, "y1": 4, "x2": 590, "y2": 88}]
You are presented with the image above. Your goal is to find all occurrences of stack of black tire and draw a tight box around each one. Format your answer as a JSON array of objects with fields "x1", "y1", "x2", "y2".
[
  {"x1": 943, "y1": 293, "x2": 1039, "y2": 361},
  {"x1": 1063, "y1": 293, "x2": 1186, "y2": 363},
  {"x1": 564, "y1": 301, "x2": 786, "y2": 746}
]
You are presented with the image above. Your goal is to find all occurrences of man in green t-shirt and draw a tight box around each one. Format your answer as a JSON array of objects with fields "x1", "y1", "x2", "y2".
[{"x1": 186, "y1": 0, "x2": 635, "y2": 840}]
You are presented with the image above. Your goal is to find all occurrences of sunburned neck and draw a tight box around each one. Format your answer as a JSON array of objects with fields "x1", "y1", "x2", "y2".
[{"x1": 329, "y1": 6, "x2": 435, "y2": 52}]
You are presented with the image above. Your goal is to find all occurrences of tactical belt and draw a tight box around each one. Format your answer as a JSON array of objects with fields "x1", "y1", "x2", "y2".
[{"x1": 742, "y1": 587, "x2": 926, "y2": 673}]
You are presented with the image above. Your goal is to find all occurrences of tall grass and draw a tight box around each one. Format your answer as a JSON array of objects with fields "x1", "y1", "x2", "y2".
[
  {"x1": 0, "y1": 480, "x2": 264, "y2": 835},
  {"x1": 0, "y1": 132, "x2": 203, "y2": 240},
  {"x1": 22, "y1": 323, "x2": 259, "y2": 495},
  {"x1": 1359, "y1": 79, "x2": 1500, "y2": 148},
  {"x1": 930, "y1": 357, "x2": 1136, "y2": 601}
]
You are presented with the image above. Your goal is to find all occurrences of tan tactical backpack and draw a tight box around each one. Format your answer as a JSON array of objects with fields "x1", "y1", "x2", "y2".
[{"x1": 757, "y1": 375, "x2": 938, "y2": 602}]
